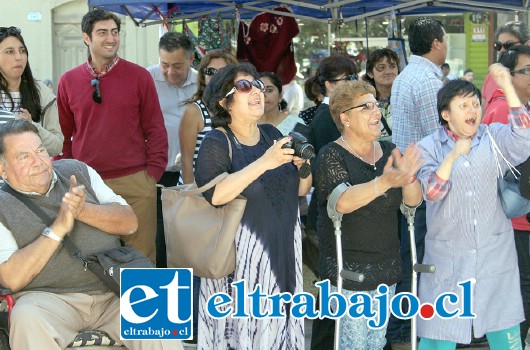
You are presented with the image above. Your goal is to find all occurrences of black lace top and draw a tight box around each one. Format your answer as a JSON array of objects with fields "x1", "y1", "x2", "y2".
[{"x1": 315, "y1": 140, "x2": 402, "y2": 291}]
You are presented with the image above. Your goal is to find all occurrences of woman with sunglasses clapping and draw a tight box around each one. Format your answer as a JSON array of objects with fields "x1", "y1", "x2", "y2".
[
  {"x1": 0, "y1": 27, "x2": 63, "y2": 156},
  {"x1": 178, "y1": 49, "x2": 238, "y2": 184},
  {"x1": 194, "y1": 62, "x2": 311, "y2": 349}
]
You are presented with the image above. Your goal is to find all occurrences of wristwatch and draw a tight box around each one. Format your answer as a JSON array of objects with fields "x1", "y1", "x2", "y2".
[{"x1": 41, "y1": 227, "x2": 64, "y2": 244}]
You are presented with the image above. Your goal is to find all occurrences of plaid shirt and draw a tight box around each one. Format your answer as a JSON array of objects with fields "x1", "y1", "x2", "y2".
[
  {"x1": 391, "y1": 55, "x2": 443, "y2": 152},
  {"x1": 426, "y1": 106, "x2": 530, "y2": 200},
  {"x1": 85, "y1": 55, "x2": 120, "y2": 77}
]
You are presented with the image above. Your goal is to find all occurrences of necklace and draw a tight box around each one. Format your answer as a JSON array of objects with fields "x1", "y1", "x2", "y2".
[{"x1": 341, "y1": 136, "x2": 377, "y2": 170}]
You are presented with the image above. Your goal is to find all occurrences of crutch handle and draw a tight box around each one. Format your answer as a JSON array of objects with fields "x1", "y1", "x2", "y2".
[
  {"x1": 341, "y1": 269, "x2": 365, "y2": 282},
  {"x1": 413, "y1": 264, "x2": 436, "y2": 273}
]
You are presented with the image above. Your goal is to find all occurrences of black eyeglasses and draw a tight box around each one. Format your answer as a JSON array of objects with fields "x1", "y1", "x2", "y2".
[
  {"x1": 203, "y1": 67, "x2": 218, "y2": 76},
  {"x1": 494, "y1": 41, "x2": 520, "y2": 51},
  {"x1": 0, "y1": 27, "x2": 21, "y2": 39},
  {"x1": 225, "y1": 79, "x2": 266, "y2": 97},
  {"x1": 91, "y1": 78, "x2": 102, "y2": 104},
  {"x1": 511, "y1": 67, "x2": 530, "y2": 76},
  {"x1": 329, "y1": 74, "x2": 358, "y2": 82},
  {"x1": 342, "y1": 101, "x2": 383, "y2": 114}
]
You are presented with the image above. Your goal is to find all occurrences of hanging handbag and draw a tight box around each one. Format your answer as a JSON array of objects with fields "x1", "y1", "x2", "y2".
[
  {"x1": 161, "y1": 130, "x2": 246, "y2": 279},
  {"x1": 1, "y1": 183, "x2": 154, "y2": 296},
  {"x1": 486, "y1": 127, "x2": 530, "y2": 218}
]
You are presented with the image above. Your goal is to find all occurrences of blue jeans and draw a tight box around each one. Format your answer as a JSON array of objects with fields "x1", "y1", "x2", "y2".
[{"x1": 386, "y1": 202, "x2": 427, "y2": 344}]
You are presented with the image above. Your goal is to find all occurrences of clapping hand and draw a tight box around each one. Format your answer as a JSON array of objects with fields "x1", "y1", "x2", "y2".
[
  {"x1": 381, "y1": 145, "x2": 424, "y2": 188},
  {"x1": 63, "y1": 175, "x2": 86, "y2": 219}
]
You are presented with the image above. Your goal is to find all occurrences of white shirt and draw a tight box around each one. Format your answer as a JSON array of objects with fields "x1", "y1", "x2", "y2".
[
  {"x1": 0, "y1": 165, "x2": 127, "y2": 263},
  {"x1": 146, "y1": 65, "x2": 198, "y2": 172},
  {"x1": 282, "y1": 81, "x2": 304, "y2": 116}
]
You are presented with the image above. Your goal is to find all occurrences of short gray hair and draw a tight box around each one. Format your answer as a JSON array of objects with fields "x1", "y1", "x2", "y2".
[{"x1": 0, "y1": 120, "x2": 40, "y2": 160}]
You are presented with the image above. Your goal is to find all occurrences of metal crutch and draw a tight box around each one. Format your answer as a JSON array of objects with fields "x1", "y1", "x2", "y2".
[
  {"x1": 400, "y1": 202, "x2": 435, "y2": 350},
  {"x1": 327, "y1": 183, "x2": 365, "y2": 350}
]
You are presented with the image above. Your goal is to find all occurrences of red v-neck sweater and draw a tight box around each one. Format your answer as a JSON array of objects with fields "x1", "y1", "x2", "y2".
[{"x1": 56, "y1": 59, "x2": 167, "y2": 180}]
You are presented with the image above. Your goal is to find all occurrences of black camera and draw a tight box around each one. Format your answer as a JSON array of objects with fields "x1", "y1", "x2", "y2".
[
  {"x1": 282, "y1": 131, "x2": 315, "y2": 179},
  {"x1": 282, "y1": 131, "x2": 315, "y2": 160}
]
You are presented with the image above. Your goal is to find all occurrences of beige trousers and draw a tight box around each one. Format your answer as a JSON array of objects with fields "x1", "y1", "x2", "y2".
[
  {"x1": 104, "y1": 170, "x2": 157, "y2": 264},
  {"x1": 9, "y1": 291, "x2": 182, "y2": 350}
]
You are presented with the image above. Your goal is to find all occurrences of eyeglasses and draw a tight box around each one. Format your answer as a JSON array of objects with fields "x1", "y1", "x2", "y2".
[
  {"x1": 0, "y1": 27, "x2": 21, "y2": 39},
  {"x1": 374, "y1": 63, "x2": 398, "y2": 72},
  {"x1": 91, "y1": 78, "x2": 102, "y2": 104},
  {"x1": 342, "y1": 101, "x2": 383, "y2": 114},
  {"x1": 203, "y1": 67, "x2": 218, "y2": 76},
  {"x1": 225, "y1": 79, "x2": 265, "y2": 98},
  {"x1": 511, "y1": 67, "x2": 530, "y2": 76},
  {"x1": 494, "y1": 41, "x2": 520, "y2": 51},
  {"x1": 328, "y1": 74, "x2": 358, "y2": 82}
]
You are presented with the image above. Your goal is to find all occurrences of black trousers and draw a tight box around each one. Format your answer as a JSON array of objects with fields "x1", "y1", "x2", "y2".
[{"x1": 155, "y1": 171, "x2": 180, "y2": 268}]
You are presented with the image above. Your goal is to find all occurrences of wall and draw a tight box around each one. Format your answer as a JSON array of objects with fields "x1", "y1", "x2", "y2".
[{"x1": 0, "y1": 0, "x2": 160, "y2": 87}]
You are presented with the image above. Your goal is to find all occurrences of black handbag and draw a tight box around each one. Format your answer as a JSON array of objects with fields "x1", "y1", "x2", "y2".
[{"x1": 2, "y1": 183, "x2": 153, "y2": 295}]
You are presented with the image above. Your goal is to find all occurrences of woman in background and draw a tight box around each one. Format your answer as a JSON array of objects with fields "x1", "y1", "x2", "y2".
[
  {"x1": 258, "y1": 71, "x2": 305, "y2": 136},
  {"x1": 178, "y1": 49, "x2": 238, "y2": 184},
  {"x1": 0, "y1": 26, "x2": 63, "y2": 156},
  {"x1": 362, "y1": 48, "x2": 400, "y2": 141}
]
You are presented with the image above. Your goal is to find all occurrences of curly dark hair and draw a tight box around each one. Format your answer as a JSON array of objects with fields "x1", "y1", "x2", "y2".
[
  {"x1": 202, "y1": 63, "x2": 259, "y2": 128},
  {"x1": 81, "y1": 9, "x2": 121, "y2": 39}
]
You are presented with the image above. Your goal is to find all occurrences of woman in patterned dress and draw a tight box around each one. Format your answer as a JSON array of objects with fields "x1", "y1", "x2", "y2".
[{"x1": 194, "y1": 62, "x2": 312, "y2": 349}]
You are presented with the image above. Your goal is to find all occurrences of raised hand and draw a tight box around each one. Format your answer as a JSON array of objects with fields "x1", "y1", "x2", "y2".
[{"x1": 489, "y1": 63, "x2": 513, "y2": 93}]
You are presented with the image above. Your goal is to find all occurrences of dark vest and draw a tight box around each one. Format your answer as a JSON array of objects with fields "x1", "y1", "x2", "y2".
[{"x1": 0, "y1": 159, "x2": 120, "y2": 294}]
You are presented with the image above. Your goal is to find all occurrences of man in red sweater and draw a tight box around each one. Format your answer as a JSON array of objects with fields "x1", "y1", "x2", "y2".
[{"x1": 56, "y1": 9, "x2": 168, "y2": 264}]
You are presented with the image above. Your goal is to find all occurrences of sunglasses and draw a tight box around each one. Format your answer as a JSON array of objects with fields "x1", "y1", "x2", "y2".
[
  {"x1": 511, "y1": 67, "x2": 530, "y2": 76},
  {"x1": 329, "y1": 74, "x2": 358, "y2": 82},
  {"x1": 494, "y1": 41, "x2": 520, "y2": 51},
  {"x1": 203, "y1": 67, "x2": 218, "y2": 76},
  {"x1": 91, "y1": 78, "x2": 102, "y2": 104},
  {"x1": 342, "y1": 101, "x2": 383, "y2": 114},
  {"x1": 0, "y1": 27, "x2": 21, "y2": 39},
  {"x1": 225, "y1": 79, "x2": 265, "y2": 98}
]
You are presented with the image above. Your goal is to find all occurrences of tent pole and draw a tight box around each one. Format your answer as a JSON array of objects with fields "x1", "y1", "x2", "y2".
[{"x1": 328, "y1": 20, "x2": 332, "y2": 54}]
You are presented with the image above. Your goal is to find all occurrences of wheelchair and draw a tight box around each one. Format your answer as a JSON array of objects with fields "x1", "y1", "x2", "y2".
[{"x1": 0, "y1": 288, "x2": 125, "y2": 350}]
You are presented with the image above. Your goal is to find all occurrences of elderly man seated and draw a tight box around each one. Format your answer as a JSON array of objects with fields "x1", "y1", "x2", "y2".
[{"x1": 0, "y1": 120, "x2": 181, "y2": 350}]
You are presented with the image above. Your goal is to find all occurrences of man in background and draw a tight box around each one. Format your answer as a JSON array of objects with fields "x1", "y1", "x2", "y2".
[
  {"x1": 147, "y1": 32, "x2": 197, "y2": 268},
  {"x1": 56, "y1": 9, "x2": 167, "y2": 264}
]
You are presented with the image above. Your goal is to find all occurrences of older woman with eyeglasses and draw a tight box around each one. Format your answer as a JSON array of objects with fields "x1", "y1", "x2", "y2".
[
  {"x1": 0, "y1": 27, "x2": 63, "y2": 156},
  {"x1": 314, "y1": 80, "x2": 423, "y2": 350},
  {"x1": 194, "y1": 62, "x2": 311, "y2": 349},
  {"x1": 178, "y1": 49, "x2": 238, "y2": 184}
]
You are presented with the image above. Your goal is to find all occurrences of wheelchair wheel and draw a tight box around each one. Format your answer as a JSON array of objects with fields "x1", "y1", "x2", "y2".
[{"x1": 0, "y1": 329, "x2": 9, "y2": 350}]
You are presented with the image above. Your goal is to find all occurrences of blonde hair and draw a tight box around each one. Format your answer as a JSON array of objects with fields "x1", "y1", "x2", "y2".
[{"x1": 329, "y1": 81, "x2": 376, "y2": 132}]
